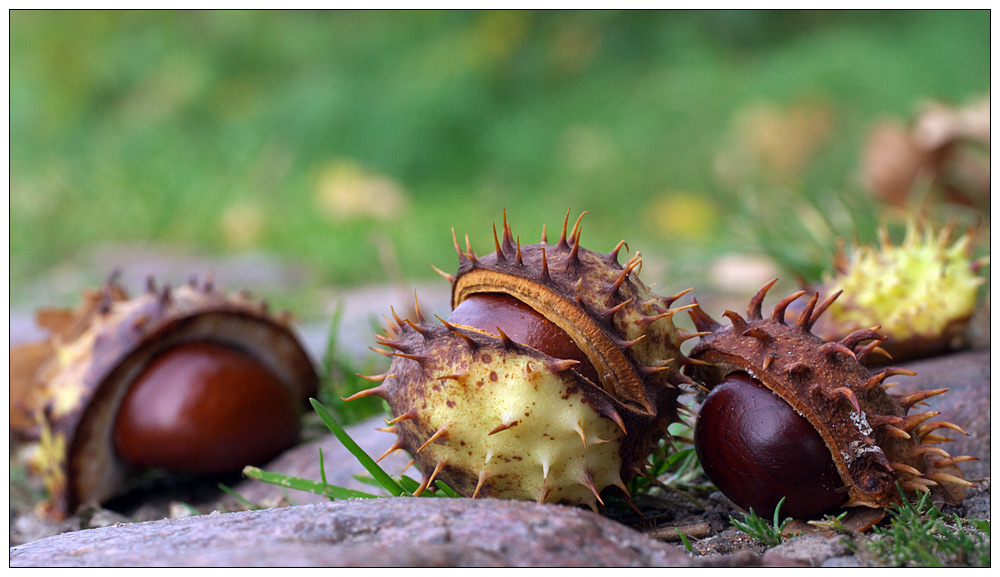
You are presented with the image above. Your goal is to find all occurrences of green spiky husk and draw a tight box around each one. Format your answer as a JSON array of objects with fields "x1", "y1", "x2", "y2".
[{"x1": 362, "y1": 211, "x2": 693, "y2": 508}]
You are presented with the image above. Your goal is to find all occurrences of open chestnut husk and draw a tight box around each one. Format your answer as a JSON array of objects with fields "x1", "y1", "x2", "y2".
[
  {"x1": 10, "y1": 273, "x2": 319, "y2": 518},
  {"x1": 348, "y1": 211, "x2": 698, "y2": 509},
  {"x1": 796, "y1": 220, "x2": 987, "y2": 364},
  {"x1": 687, "y1": 280, "x2": 975, "y2": 518}
]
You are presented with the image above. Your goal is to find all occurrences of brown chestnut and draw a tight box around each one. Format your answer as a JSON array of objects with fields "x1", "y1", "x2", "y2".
[
  {"x1": 114, "y1": 341, "x2": 302, "y2": 473},
  {"x1": 447, "y1": 293, "x2": 600, "y2": 384},
  {"x1": 694, "y1": 371, "x2": 845, "y2": 519},
  {"x1": 10, "y1": 275, "x2": 319, "y2": 518}
]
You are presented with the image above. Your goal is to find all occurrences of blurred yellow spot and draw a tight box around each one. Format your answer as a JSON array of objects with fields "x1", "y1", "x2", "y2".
[
  {"x1": 476, "y1": 10, "x2": 529, "y2": 61},
  {"x1": 714, "y1": 101, "x2": 833, "y2": 188},
  {"x1": 221, "y1": 202, "x2": 265, "y2": 249},
  {"x1": 314, "y1": 160, "x2": 409, "y2": 222},
  {"x1": 649, "y1": 192, "x2": 718, "y2": 242}
]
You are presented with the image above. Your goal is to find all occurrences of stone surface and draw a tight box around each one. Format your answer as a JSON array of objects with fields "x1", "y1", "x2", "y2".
[
  {"x1": 762, "y1": 533, "x2": 851, "y2": 567},
  {"x1": 10, "y1": 498, "x2": 694, "y2": 567}
]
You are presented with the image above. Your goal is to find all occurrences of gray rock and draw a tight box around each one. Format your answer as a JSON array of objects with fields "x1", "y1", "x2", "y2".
[
  {"x1": 762, "y1": 533, "x2": 851, "y2": 567},
  {"x1": 10, "y1": 498, "x2": 693, "y2": 567}
]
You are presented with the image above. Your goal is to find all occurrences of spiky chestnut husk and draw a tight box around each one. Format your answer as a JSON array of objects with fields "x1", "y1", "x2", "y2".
[
  {"x1": 801, "y1": 220, "x2": 987, "y2": 363},
  {"x1": 9, "y1": 273, "x2": 319, "y2": 518},
  {"x1": 687, "y1": 279, "x2": 974, "y2": 517},
  {"x1": 351, "y1": 211, "x2": 696, "y2": 510}
]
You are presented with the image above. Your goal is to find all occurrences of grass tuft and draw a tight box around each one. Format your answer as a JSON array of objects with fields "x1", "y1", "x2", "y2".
[
  {"x1": 729, "y1": 496, "x2": 794, "y2": 547},
  {"x1": 864, "y1": 487, "x2": 990, "y2": 567}
]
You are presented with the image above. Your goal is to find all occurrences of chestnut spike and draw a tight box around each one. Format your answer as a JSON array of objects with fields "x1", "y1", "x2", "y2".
[
  {"x1": 436, "y1": 373, "x2": 467, "y2": 383},
  {"x1": 390, "y1": 306, "x2": 405, "y2": 330},
  {"x1": 688, "y1": 300, "x2": 722, "y2": 333},
  {"x1": 376, "y1": 438, "x2": 405, "y2": 463},
  {"x1": 856, "y1": 341, "x2": 892, "y2": 363},
  {"x1": 375, "y1": 425, "x2": 397, "y2": 434},
  {"x1": 722, "y1": 310, "x2": 747, "y2": 333},
  {"x1": 557, "y1": 208, "x2": 571, "y2": 249},
  {"x1": 515, "y1": 237, "x2": 524, "y2": 266},
  {"x1": 580, "y1": 469, "x2": 604, "y2": 506},
  {"x1": 412, "y1": 290, "x2": 426, "y2": 323},
  {"x1": 501, "y1": 209, "x2": 516, "y2": 253},
  {"x1": 661, "y1": 287, "x2": 693, "y2": 308},
  {"x1": 914, "y1": 420, "x2": 969, "y2": 439},
  {"x1": 926, "y1": 472, "x2": 974, "y2": 488},
  {"x1": 920, "y1": 434, "x2": 954, "y2": 445},
  {"x1": 901, "y1": 411, "x2": 940, "y2": 432},
  {"x1": 796, "y1": 293, "x2": 820, "y2": 330},
  {"x1": 678, "y1": 331, "x2": 712, "y2": 344},
  {"x1": 609, "y1": 257, "x2": 642, "y2": 297},
  {"x1": 599, "y1": 298, "x2": 634, "y2": 324},
  {"x1": 605, "y1": 240, "x2": 628, "y2": 266},
  {"x1": 573, "y1": 421, "x2": 588, "y2": 448},
  {"x1": 387, "y1": 409, "x2": 419, "y2": 425},
  {"x1": 430, "y1": 264, "x2": 456, "y2": 285},
  {"x1": 472, "y1": 470, "x2": 488, "y2": 499},
  {"x1": 568, "y1": 230, "x2": 582, "y2": 266},
  {"x1": 747, "y1": 278, "x2": 778, "y2": 320},
  {"x1": 540, "y1": 223, "x2": 548, "y2": 244},
  {"x1": 761, "y1": 353, "x2": 776, "y2": 371},
  {"x1": 404, "y1": 319, "x2": 431, "y2": 338},
  {"x1": 782, "y1": 361, "x2": 810, "y2": 376},
  {"x1": 546, "y1": 358, "x2": 581, "y2": 373},
  {"x1": 146, "y1": 276, "x2": 158, "y2": 294},
  {"x1": 425, "y1": 459, "x2": 447, "y2": 488},
  {"x1": 884, "y1": 425, "x2": 912, "y2": 439},
  {"x1": 829, "y1": 386, "x2": 861, "y2": 413},
  {"x1": 492, "y1": 223, "x2": 507, "y2": 263},
  {"x1": 770, "y1": 290, "x2": 806, "y2": 324},
  {"x1": 912, "y1": 445, "x2": 952, "y2": 458},
  {"x1": 489, "y1": 420, "x2": 519, "y2": 436},
  {"x1": 568, "y1": 210, "x2": 588, "y2": 245},
  {"x1": 820, "y1": 341, "x2": 857, "y2": 360},
  {"x1": 615, "y1": 334, "x2": 647, "y2": 350},
  {"x1": 416, "y1": 426, "x2": 449, "y2": 454},
  {"x1": 451, "y1": 228, "x2": 470, "y2": 265},
  {"x1": 809, "y1": 290, "x2": 842, "y2": 328},
  {"x1": 341, "y1": 384, "x2": 388, "y2": 402},
  {"x1": 401, "y1": 459, "x2": 416, "y2": 475},
  {"x1": 890, "y1": 462, "x2": 924, "y2": 476},
  {"x1": 840, "y1": 327, "x2": 885, "y2": 351},
  {"x1": 540, "y1": 247, "x2": 552, "y2": 283},
  {"x1": 902, "y1": 481, "x2": 933, "y2": 494},
  {"x1": 896, "y1": 388, "x2": 948, "y2": 410},
  {"x1": 496, "y1": 327, "x2": 519, "y2": 351},
  {"x1": 742, "y1": 326, "x2": 772, "y2": 343}
]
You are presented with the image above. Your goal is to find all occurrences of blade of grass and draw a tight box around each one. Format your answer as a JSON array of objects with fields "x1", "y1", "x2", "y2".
[
  {"x1": 218, "y1": 483, "x2": 261, "y2": 510},
  {"x1": 243, "y1": 466, "x2": 379, "y2": 500},
  {"x1": 310, "y1": 397, "x2": 408, "y2": 497}
]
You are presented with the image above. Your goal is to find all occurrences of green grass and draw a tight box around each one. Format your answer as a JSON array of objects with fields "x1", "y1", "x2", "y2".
[
  {"x1": 864, "y1": 488, "x2": 990, "y2": 567},
  {"x1": 10, "y1": 10, "x2": 990, "y2": 312},
  {"x1": 243, "y1": 398, "x2": 461, "y2": 501},
  {"x1": 729, "y1": 496, "x2": 795, "y2": 547}
]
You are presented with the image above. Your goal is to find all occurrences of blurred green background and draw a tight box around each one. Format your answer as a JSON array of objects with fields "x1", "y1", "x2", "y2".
[{"x1": 9, "y1": 10, "x2": 990, "y2": 315}]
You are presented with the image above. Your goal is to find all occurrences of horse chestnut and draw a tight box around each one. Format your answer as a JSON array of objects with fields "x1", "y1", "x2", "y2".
[
  {"x1": 9, "y1": 274, "x2": 319, "y2": 518},
  {"x1": 695, "y1": 372, "x2": 845, "y2": 518},
  {"x1": 687, "y1": 280, "x2": 974, "y2": 515},
  {"x1": 114, "y1": 341, "x2": 302, "y2": 473}
]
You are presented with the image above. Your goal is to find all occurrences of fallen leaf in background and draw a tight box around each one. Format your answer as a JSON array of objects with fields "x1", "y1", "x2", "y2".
[{"x1": 314, "y1": 160, "x2": 409, "y2": 222}]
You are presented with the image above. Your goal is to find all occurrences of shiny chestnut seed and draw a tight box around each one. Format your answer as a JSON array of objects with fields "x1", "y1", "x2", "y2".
[
  {"x1": 695, "y1": 372, "x2": 846, "y2": 519},
  {"x1": 448, "y1": 293, "x2": 600, "y2": 384},
  {"x1": 113, "y1": 341, "x2": 302, "y2": 473}
]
